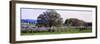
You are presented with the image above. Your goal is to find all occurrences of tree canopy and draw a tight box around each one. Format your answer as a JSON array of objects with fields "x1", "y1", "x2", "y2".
[
  {"x1": 64, "y1": 18, "x2": 86, "y2": 26},
  {"x1": 36, "y1": 9, "x2": 63, "y2": 27}
]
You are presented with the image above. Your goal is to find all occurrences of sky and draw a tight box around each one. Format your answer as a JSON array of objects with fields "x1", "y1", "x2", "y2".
[{"x1": 21, "y1": 8, "x2": 92, "y2": 22}]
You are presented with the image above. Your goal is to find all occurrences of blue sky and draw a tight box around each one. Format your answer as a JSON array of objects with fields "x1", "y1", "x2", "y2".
[{"x1": 21, "y1": 8, "x2": 92, "y2": 22}]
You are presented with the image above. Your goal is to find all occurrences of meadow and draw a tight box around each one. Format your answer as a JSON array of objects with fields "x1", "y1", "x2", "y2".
[{"x1": 21, "y1": 27, "x2": 92, "y2": 35}]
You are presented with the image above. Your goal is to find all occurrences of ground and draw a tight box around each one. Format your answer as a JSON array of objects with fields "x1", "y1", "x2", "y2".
[{"x1": 21, "y1": 27, "x2": 92, "y2": 35}]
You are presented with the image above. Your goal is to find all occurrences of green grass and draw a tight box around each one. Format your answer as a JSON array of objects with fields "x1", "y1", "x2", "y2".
[{"x1": 21, "y1": 28, "x2": 92, "y2": 36}]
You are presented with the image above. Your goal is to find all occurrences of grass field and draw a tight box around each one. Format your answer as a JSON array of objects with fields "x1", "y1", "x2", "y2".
[{"x1": 21, "y1": 28, "x2": 92, "y2": 35}]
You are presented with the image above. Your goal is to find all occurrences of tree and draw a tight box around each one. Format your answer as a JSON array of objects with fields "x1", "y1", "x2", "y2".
[
  {"x1": 64, "y1": 18, "x2": 88, "y2": 31},
  {"x1": 36, "y1": 9, "x2": 63, "y2": 31},
  {"x1": 64, "y1": 18, "x2": 86, "y2": 26}
]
